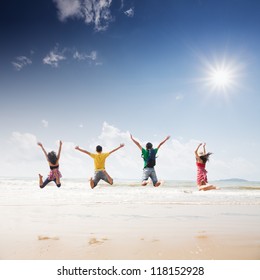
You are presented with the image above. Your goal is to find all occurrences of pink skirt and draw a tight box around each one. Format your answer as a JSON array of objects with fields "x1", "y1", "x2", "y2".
[{"x1": 48, "y1": 169, "x2": 62, "y2": 181}]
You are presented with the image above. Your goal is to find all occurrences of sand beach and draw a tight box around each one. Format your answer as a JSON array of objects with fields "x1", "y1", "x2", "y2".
[{"x1": 0, "y1": 178, "x2": 260, "y2": 260}]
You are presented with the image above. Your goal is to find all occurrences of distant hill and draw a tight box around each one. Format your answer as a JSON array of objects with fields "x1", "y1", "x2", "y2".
[{"x1": 218, "y1": 178, "x2": 248, "y2": 182}]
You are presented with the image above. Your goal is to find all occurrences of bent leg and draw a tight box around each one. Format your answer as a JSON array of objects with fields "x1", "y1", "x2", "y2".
[
  {"x1": 150, "y1": 169, "x2": 160, "y2": 187},
  {"x1": 55, "y1": 177, "x2": 61, "y2": 186},
  {"x1": 90, "y1": 171, "x2": 102, "y2": 189},
  {"x1": 39, "y1": 174, "x2": 43, "y2": 188},
  {"x1": 199, "y1": 184, "x2": 217, "y2": 191},
  {"x1": 142, "y1": 168, "x2": 150, "y2": 186},
  {"x1": 54, "y1": 178, "x2": 61, "y2": 188},
  {"x1": 39, "y1": 176, "x2": 51, "y2": 189},
  {"x1": 102, "y1": 170, "x2": 113, "y2": 185}
]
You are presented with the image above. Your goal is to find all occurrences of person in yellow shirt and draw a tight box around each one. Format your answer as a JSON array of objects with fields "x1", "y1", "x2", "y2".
[{"x1": 75, "y1": 143, "x2": 125, "y2": 188}]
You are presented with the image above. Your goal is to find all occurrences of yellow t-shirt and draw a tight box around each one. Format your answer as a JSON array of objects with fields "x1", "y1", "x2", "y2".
[{"x1": 90, "y1": 152, "x2": 110, "y2": 171}]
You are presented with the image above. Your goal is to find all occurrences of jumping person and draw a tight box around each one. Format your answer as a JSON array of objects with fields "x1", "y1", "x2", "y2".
[
  {"x1": 75, "y1": 143, "x2": 125, "y2": 188},
  {"x1": 195, "y1": 143, "x2": 217, "y2": 191},
  {"x1": 130, "y1": 134, "x2": 170, "y2": 187},
  {"x1": 38, "y1": 141, "x2": 62, "y2": 188}
]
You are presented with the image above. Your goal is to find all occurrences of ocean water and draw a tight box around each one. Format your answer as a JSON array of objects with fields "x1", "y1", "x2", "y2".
[{"x1": 0, "y1": 177, "x2": 260, "y2": 206}]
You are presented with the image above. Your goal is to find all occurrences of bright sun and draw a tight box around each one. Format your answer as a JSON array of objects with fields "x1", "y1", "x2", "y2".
[
  {"x1": 209, "y1": 68, "x2": 233, "y2": 89},
  {"x1": 196, "y1": 53, "x2": 246, "y2": 97},
  {"x1": 202, "y1": 58, "x2": 241, "y2": 93}
]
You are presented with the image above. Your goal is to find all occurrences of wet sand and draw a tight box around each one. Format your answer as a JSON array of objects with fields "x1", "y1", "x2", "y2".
[{"x1": 0, "y1": 203, "x2": 259, "y2": 259}]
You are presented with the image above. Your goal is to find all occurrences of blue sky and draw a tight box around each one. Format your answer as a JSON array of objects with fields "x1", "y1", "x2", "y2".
[{"x1": 1, "y1": 0, "x2": 260, "y2": 181}]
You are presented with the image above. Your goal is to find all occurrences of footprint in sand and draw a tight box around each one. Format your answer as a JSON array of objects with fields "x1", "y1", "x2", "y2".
[
  {"x1": 152, "y1": 239, "x2": 160, "y2": 243},
  {"x1": 88, "y1": 237, "x2": 108, "y2": 246},
  {"x1": 196, "y1": 230, "x2": 208, "y2": 239},
  {"x1": 140, "y1": 238, "x2": 160, "y2": 243},
  {"x1": 196, "y1": 235, "x2": 208, "y2": 239},
  {"x1": 38, "y1": 235, "x2": 59, "y2": 241}
]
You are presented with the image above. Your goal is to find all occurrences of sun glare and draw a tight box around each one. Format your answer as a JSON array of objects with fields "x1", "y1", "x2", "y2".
[
  {"x1": 209, "y1": 67, "x2": 233, "y2": 89},
  {"x1": 200, "y1": 56, "x2": 244, "y2": 94}
]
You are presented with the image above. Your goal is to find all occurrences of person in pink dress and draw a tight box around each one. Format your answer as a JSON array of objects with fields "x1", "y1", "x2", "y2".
[{"x1": 195, "y1": 143, "x2": 217, "y2": 191}]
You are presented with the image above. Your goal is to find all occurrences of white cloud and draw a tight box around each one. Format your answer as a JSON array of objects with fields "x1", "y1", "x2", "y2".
[
  {"x1": 41, "y1": 120, "x2": 49, "y2": 128},
  {"x1": 119, "y1": 0, "x2": 124, "y2": 10},
  {"x1": 1, "y1": 124, "x2": 259, "y2": 181},
  {"x1": 43, "y1": 48, "x2": 66, "y2": 67},
  {"x1": 73, "y1": 50, "x2": 97, "y2": 61},
  {"x1": 73, "y1": 51, "x2": 86, "y2": 61},
  {"x1": 8, "y1": 132, "x2": 40, "y2": 163},
  {"x1": 124, "y1": 7, "x2": 134, "y2": 17},
  {"x1": 92, "y1": 122, "x2": 196, "y2": 180},
  {"x1": 53, "y1": 0, "x2": 114, "y2": 31},
  {"x1": 88, "y1": 50, "x2": 97, "y2": 60},
  {"x1": 210, "y1": 157, "x2": 259, "y2": 181},
  {"x1": 43, "y1": 46, "x2": 100, "y2": 68},
  {"x1": 53, "y1": 0, "x2": 82, "y2": 21},
  {"x1": 12, "y1": 56, "x2": 32, "y2": 71},
  {"x1": 11, "y1": 132, "x2": 37, "y2": 150},
  {"x1": 73, "y1": 122, "x2": 260, "y2": 181}
]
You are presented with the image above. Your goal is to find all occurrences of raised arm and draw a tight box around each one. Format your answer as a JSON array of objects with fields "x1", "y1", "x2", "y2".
[
  {"x1": 57, "y1": 140, "x2": 63, "y2": 160},
  {"x1": 195, "y1": 143, "x2": 203, "y2": 159},
  {"x1": 109, "y1": 143, "x2": 125, "y2": 155},
  {"x1": 130, "y1": 134, "x2": 142, "y2": 151},
  {"x1": 202, "y1": 143, "x2": 206, "y2": 155},
  {"x1": 37, "y1": 142, "x2": 48, "y2": 160},
  {"x1": 109, "y1": 144, "x2": 125, "y2": 154},
  {"x1": 157, "y1": 135, "x2": 170, "y2": 150},
  {"x1": 75, "y1": 146, "x2": 91, "y2": 156}
]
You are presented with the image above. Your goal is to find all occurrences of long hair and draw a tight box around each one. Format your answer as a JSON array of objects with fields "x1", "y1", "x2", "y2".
[
  {"x1": 47, "y1": 151, "x2": 58, "y2": 165},
  {"x1": 200, "y1": 152, "x2": 212, "y2": 164}
]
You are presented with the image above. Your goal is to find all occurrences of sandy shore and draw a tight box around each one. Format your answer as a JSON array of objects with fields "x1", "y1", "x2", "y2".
[{"x1": 0, "y1": 203, "x2": 259, "y2": 260}]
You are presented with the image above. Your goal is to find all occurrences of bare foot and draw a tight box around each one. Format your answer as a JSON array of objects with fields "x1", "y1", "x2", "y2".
[
  {"x1": 89, "y1": 177, "x2": 95, "y2": 189},
  {"x1": 154, "y1": 181, "x2": 161, "y2": 187},
  {"x1": 141, "y1": 181, "x2": 148, "y2": 186},
  {"x1": 199, "y1": 185, "x2": 217, "y2": 191},
  {"x1": 38, "y1": 174, "x2": 43, "y2": 188}
]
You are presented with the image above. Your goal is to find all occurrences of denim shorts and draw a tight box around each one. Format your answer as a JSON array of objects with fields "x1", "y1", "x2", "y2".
[
  {"x1": 142, "y1": 167, "x2": 158, "y2": 186},
  {"x1": 93, "y1": 170, "x2": 110, "y2": 187}
]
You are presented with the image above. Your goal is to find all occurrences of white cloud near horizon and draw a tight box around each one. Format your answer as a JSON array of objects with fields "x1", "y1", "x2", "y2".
[
  {"x1": 53, "y1": 0, "x2": 114, "y2": 32},
  {"x1": 1, "y1": 123, "x2": 259, "y2": 181},
  {"x1": 12, "y1": 56, "x2": 32, "y2": 71},
  {"x1": 8, "y1": 132, "x2": 40, "y2": 163}
]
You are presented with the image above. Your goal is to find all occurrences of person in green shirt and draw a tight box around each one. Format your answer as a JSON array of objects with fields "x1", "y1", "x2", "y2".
[
  {"x1": 75, "y1": 143, "x2": 124, "y2": 188},
  {"x1": 130, "y1": 134, "x2": 170, "y2": 187}
]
